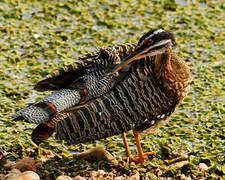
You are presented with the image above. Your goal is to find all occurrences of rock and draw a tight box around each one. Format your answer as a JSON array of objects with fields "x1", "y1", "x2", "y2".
[
  {"x1": 0, "y1": 173, "x2": 5, "y2": 179},
  {"x1": 96, "y1": 170, "x2": 105, "y2": 179},
  {"x1": 166, "y1": 160, "x2": 189, "y2": 169},
  {"x1": 179, "y1": 175, "x2": 192, "y2": 180},
  {"x1": 130, "y1": 172, "x2": 140, "y2": 180},
  {"x1": 8, "y1": 168, "x2": 21, "y2": 175},
  {"x1": 56, "y1": 175, "x2": 73, "y2": 180},
  {"x1": 5, "y1": 171, "x2": 40, "y2": 180},
  {"x1": 180, "y1": 174, "x2": 186, "y2": 180},
  {"x1": 73, "y1": 175, "x2": 86, "y2": 180},
  {"x1": 114, "y1": 176, "x2": 124, "y2": 180},
  {"x1": 40, "y1": 150, "x2": 55, "y2": 162},
  {"x1": 42, "y1": 149, "x2": 53, "y2": 156},
  {"x1": 89, "y1": 170, "x2": 115, "y2": 179},
  {"x1": 198, "y1": 163, "x2": 208, "y2": 173},
  {"x1": 105, "y1": 172, "x2": 114, "y2": 179},
  {"x1": 180, "y1": 174, "x2": 189, "y2": 180},
  {"x1": 77, "y1": 147, "x2": 118, "y2": 166},
  {"x1": 5, "y1": 168, "x2": 21, "y2": 179},
  {"x1": 89, "y1": 171, "x2": 98, "y2": 179},
  {"x1": 4, "y1": 160, "x2": 16, "y2": 170},
  {"x1": 12, "y1": 158, "x2": 40, "y2": 172}
]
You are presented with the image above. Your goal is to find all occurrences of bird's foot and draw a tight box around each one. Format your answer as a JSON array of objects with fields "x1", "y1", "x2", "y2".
[{"x1": 128, "y1": 152, "x2": 157, "y2": 163}]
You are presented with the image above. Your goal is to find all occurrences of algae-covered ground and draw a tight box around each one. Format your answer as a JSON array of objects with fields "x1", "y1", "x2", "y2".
[{"x1": 0, "y1": 0, "x2": 224, "y2": 179}]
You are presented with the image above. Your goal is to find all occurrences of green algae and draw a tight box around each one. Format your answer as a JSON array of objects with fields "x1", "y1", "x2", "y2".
[{"x1": 0, "y1": 0, "x2": 224, "y2": 179}]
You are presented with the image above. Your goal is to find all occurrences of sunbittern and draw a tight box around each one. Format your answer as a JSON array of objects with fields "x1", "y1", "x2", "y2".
[{"x1": 12, "y1": 29, "x2": 191, "y2": 163}]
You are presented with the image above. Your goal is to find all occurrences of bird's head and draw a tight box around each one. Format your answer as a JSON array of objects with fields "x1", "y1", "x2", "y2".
[
  {"x1": 137, "y1": 29, "x2": 175, "y2": 51},
  {"x1": 113, "y1": 29, "x2": 175, "y2": 72}
]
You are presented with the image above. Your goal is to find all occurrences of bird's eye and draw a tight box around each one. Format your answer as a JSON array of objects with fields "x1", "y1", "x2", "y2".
[{"x1": 143, "y1": 38, "x2": 152, "y2": 45}]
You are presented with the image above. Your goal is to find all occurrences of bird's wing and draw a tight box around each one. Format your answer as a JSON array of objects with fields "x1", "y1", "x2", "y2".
[{"x1": 34, "y1": 43, "x2": 136, "y2": 91}]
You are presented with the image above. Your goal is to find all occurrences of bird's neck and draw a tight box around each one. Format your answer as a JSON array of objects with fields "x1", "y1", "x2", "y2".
[{"x1": 153, "y1": 49, "x2": 191, "y2": 103}]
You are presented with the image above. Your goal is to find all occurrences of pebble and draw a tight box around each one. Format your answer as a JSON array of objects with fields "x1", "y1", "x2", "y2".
[
  {"x1": 77, "y1": 147, "x2": 118, "y2": 166},
  {"x1": 5, "y1": 171, "x2": 40, "y2": 180},
  {"x1": 114, "y1": 176, "x2": 124, "y2": 180},
  {"x1": 89, "y1": 171, "x2": 98, "y2": 178},
  {"x1": 5, "y1": 168, "x2": 21, "y2": 179},
  {"x1": 12, "y1": 158, "x2": 39, "y2": 172},
  {"x1": 180, "y1": 174, "x2": 192, "y2": 180},
  {"x1": 97, "y1": 170, "x2": 105, "y2": 179},
  {"x1": 73, "y1": 175, "x2": 86, "y2": 180},
  {"x1": 198, "y1": 163, "x2": 208, "y2": 173},
  {"x1": 4, "y1": 160, "x2": 16, "y2": 170},
  {"x1": 8, "y1": 169, "x2": 21, "y2": 175},
  {"x1": 56, "y1": 175, "x2": 73, "y2": 180},
  {"x1": 130, "y1": 172, "x2": 140, "y2": 180}
]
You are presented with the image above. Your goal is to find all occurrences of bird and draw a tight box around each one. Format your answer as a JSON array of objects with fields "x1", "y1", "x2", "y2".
[{"x1": 12, "y1": 29, "x2": 191, "y2": 163}]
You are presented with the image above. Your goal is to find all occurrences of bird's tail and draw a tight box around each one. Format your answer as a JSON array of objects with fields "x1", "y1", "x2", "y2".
[
  {"x1": 31, "y1": 111, "x2": 72, "y2": 144},
  {"x1": 11, "y1": 88, "x2": 87, "y2": 124}
]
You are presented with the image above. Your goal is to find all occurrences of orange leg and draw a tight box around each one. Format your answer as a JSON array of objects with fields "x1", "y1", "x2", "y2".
[
  {"x1": 121, "y1": 130, "x2": 156, "y2": 163},
  {"x1": 121, "y1": 132, "x2": 131, "y2": 158}
]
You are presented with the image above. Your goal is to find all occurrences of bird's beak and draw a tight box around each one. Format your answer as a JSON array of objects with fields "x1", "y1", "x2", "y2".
[
  {"x1": 113, "y1": 47, "x2": 149, "y2": 72},
  {"x1": 113, "y1": 46, "x2": 167, "y2": 73}
]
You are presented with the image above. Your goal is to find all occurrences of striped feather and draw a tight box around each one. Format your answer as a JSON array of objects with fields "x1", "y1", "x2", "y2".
[{"x1": 35, "y1": 43, "x2": 136, "y2": 91}]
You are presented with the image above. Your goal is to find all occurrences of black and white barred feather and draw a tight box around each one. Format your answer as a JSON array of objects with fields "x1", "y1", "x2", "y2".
[{"x1": 11, "y1": 43, "x2": 136, "y2": 124}]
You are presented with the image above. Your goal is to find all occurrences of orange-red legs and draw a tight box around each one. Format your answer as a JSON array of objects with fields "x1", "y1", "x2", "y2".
[
  {"x1": 121, "y1": 132, "x2": 132, "y2": 159},
  {"x1": 121, "y1": 130, "x2": 156, "y2": 163}
]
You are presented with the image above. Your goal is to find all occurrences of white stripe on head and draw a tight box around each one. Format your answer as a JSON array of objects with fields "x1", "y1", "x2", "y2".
[
  {"x1": 149, "y1": 39, "x2": 171, "y2": 50},
  {"x1": 136, "y1": 39, "x2": 171, "y2": 60},
  {"x1": 139, "y1": 29, "x2": 165, "y2": 46},
  {"x1": 148, "y1": 29, "x2": 165, "y2": 38},
  {"x1": 136, "y1": 47, "x2": 167, "y2": 60}
]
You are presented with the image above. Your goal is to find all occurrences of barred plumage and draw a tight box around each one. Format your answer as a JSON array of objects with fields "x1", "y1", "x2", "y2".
[
  {"x1": 12, "y1": 43, "x2": 136, "y2": 123},
  {"x1": 55, "y1": 52, "x2": 185, "y2": 144},
  {"x1": 35, "y1": 43, "x2": 136, "y2": 92},
  {"x1": 13, "y1": 29, "x2": 191, "y2": 162}
]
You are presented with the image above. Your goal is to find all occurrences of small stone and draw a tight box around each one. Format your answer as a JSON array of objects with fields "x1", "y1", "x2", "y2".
[
  {"x1": 33, "y1": 34, "x2": 39, "y2": 38},
  {"x1": 90, "y1": 171, "x2": 97, "y2": 179},
  {"x1": 96, "y1": 170, "x2": 106, "y2": 179},
  {"x1": 179, "y1": 175, "x2": 192, "y2": 180},
  {"x1": 5, "y1": 168, "x2": 21, "y2": 179},
  {"x1": 180, "y1": 174, "x2": 187, "y2": 180},
  {"x1": 19, "y1": 171, "x2": 40, "y2": 180},
  {"x1": 114, "y1": 176, "x2": 124, "y2": 180},
  {"x1": 97, "y1": 170, "x2": 105, "y2": 176},
  {"x1": 56, "y1": 175, "x2": 73, "y2": 180},
  {"x1": 5, "y1": 171, "x2": 40, "y2": 180},
  {"x1": 166, "y1": 160, "x2": 189, "y2": 169},
  {"x1": 42, "y1": 149, "x2": 53, "y2": 156},
  {"x1": 77, "y1": 147, "x2": 118, "y2": 166},
  {"x1": 130, "y1": 172, "x2": 140, "y2": 180},
  {"x1": 0, "y1": 174, "x2": 5, "y2": 179},
  {"x1": 105, "y1": 172, "x2": 114, "y2": 180},
  {"x1": 8, "y1": 168, "x2": 21, "y2": 174},
  {"x1": 198, "y1": 163, "x2": 208, "y2": 173},
  {"x1": 12, "y1": 158, "x2": 39, "y2": 172},
  {"x1": 73, "y1": 175, "x2": 86, "y2": 180},
  {"x1": 4, "y1": 160, "x2": 16, "y2": 170}
]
